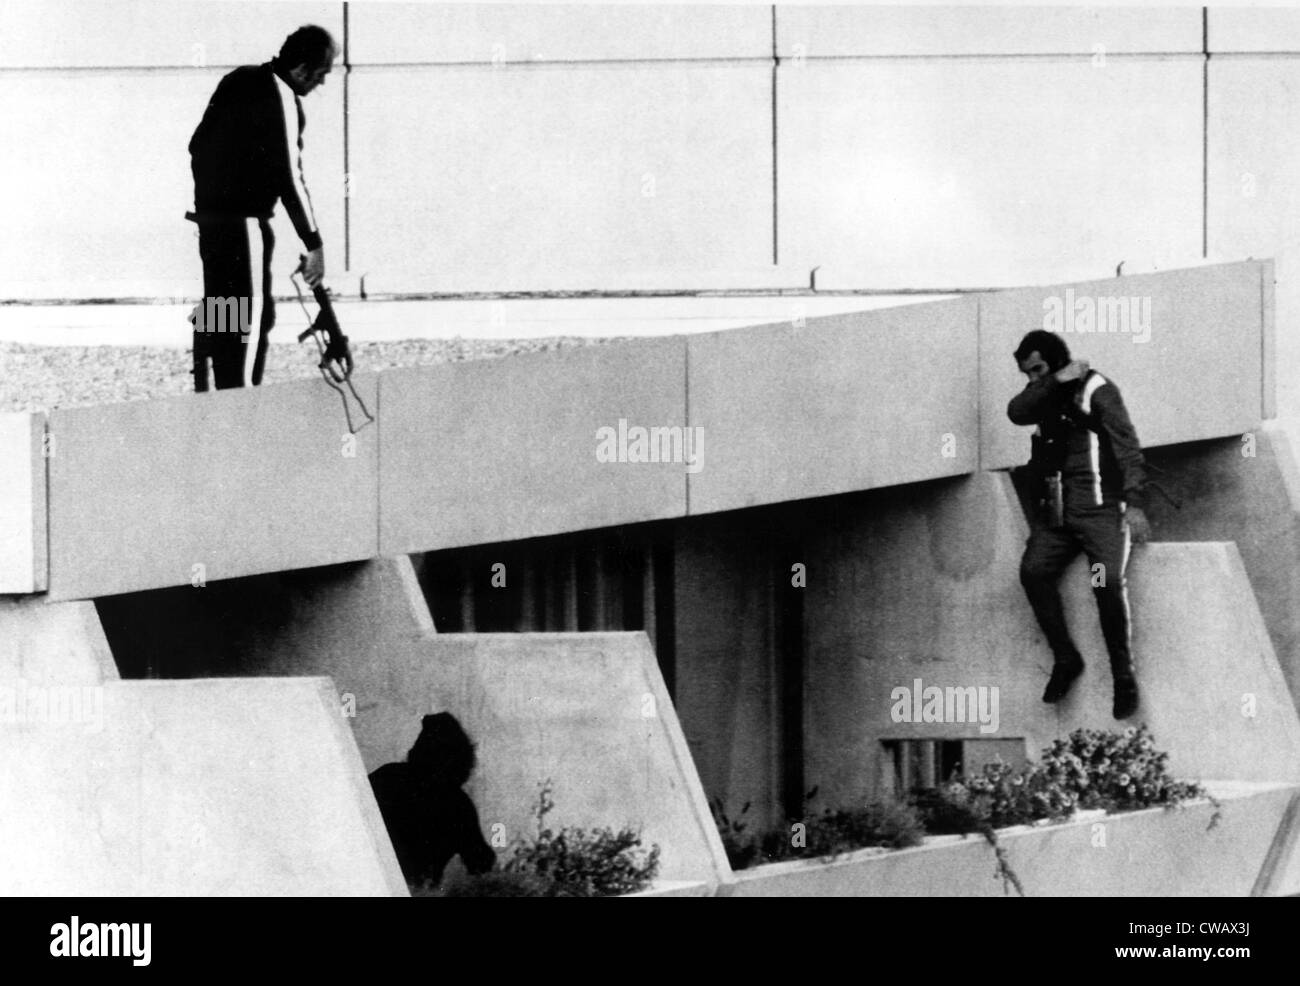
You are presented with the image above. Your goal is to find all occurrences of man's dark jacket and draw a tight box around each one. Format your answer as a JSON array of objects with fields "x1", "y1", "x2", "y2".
[
  {"x1": 1007, "y1": 369, "x2": 1148, "y2": 511},
  {"x1": 188, "y1": 61, "x2": 322, "y2": 250}
]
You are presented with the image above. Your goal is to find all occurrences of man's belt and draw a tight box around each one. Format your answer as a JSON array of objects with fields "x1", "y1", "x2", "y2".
[{"x1": 184, "y1": 210, "x2": 274, "y2": 224}]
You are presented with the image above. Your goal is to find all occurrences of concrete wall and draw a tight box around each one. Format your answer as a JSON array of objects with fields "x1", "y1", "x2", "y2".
[
  {"x1": 1207, "y1": 8, "x2": 1300, "y2": 264},
  {"x1": 671, "y1": 517, "x2": 784, "y2": 828},
  {"x1": 101, "y1": 556, "x2": 439, "y2": 767},
  {"x1": 96, "y1": 561, "x2": 727, "y2": 887},
  {"x1": 1143, "y1": 430, "x2": 1300, "y2": 711},
  {"x1": 780, "y1": 56, "x2": 1202, "y2": 288},
  {"x1": 0, "y1": 1, "x2": 343, "y2": 296},
  {"x1": 0, "y1": 412, "x2": 46, "y2": 592},
  {"x1": 417, "y1": 632, "x2": 730, "y2": 887},
  {"x1": 0, "y1": 676, "x2": 406, "y2": 895},
  {"x1": 347, "y1": 62, "x2": 773, "y2": 284},
  {"x1": 0, "y1": 595, "x2": 118, "y2": 684},
  {"x1": 724, "y1": 782, "x2": 1300, "y2": 897},
  {"x1": 9, "y1": 3, "x2": 1300, "y2": 298},
  {"x1": 685, "y1": 297, "x2": 979, "y2": 516},
  {"x1": 34, "y1": 260, "x2": 1271, "y2": 599},
  {"x1": 981, "y1": 262, "x2": 1268, "y2": 471},
  {"x1": 46, "y1": 374, "x2": 380, "y2": 600},
  {"x1": 379, "y1": 337, "x2": 688, "y2": 554},
  {"x1": 802, "y1": 471, "x2": 1300, "y2": 811}
]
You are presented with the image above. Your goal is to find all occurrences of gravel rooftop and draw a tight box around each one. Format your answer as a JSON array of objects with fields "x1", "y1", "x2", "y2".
[{"x1": 0, "y1": 337, "x2": 627, "y2": 414}]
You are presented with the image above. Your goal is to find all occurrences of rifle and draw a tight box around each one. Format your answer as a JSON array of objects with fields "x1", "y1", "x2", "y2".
[{"x1": 290, "y1": 260, "x2": 375, "y2": 434}]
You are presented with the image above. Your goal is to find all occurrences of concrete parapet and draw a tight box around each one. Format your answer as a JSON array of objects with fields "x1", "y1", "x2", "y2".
[{"x1": 0, "y1": 676, "x2": 406, "y2": 896}]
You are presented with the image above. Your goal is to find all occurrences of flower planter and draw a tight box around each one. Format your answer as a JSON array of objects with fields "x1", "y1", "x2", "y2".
[{"x1": 714, "y1": 783, "x2": 1298, "y2": 897}]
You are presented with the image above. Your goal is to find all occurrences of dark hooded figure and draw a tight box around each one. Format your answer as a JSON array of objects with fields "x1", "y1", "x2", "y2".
[{"x1": 369, "y1": 713, "x2": 496, "y2": 887}]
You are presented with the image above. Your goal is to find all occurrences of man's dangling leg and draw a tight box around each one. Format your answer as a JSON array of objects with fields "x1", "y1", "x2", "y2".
[
  {"x1": 1019, "y1": 524, "x2": 1086, "y2": 702},
  {"x1": 1079, "y1": 504, "x2": 1139, "y2": 719}
]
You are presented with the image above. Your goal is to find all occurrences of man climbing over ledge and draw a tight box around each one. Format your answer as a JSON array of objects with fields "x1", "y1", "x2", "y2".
[
  {"x1": 1008, "y1": 329, "x2": 1150, "y2": 719},
  {"x1": 186, "y1": 25, "x2": 336, "y2": 390}
]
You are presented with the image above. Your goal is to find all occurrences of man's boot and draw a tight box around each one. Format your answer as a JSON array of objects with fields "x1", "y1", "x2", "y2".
[
  {"x1": 1043, "y1": 652, "x2": 1085, "y2": 703},
  {"x1": 1112, "y1": 663, "x2": 1140, "y2": 719}
]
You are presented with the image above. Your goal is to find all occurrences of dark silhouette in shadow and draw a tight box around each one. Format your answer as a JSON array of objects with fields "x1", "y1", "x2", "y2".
[{"x1": 369, "y1": 713, "x2": 496, "y2": 888}]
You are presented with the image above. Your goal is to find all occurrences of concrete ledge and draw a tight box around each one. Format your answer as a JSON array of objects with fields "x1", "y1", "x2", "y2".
[
  {"x1": 22, "y1": 260, "x2": 1278, "y2": 594},
  {"x1": 620, "y1": 880, "x2": 713, "y2": 898},
  {"x1": 0, "y1": 411, "x2": 46, "y2": 592},
  {"x1": 721, "y1": 782, "x2": 1300, "y2": 897},
  {"x1": 0, "y1": 274, "x2": 364, "y2": 305},
  {"x1": 812, "y1": 262, "x2": 1106, "y2": 293},
  {"x1": 0, "y1": 595, "x2": 118, "y2": 683},
  {"x1": 360, "y1": 267, "x2": 814, "y2": 298},
  {"x1": 46, "y1": 374, "x2": 380, "y2": 600},
  {"x1": 686, "y1": 296, "x2": 980, "y2": 515},
  {"x1": 0, "y1": 676, "x2": 406, "y2": 895},
  {"x1": 982, "y1": 261, "x2": 1266, "y2": 470},
  {"x1": 379, "y1": 337, "x2": 688, "y2": 553}
]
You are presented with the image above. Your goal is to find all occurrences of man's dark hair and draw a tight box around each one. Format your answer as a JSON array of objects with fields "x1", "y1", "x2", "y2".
[
  {"x1": 276, "y1": 25, "x2": 338, "y2": 71},
  {"x1": 1013, "y1": 330, "x2": 1071, "y2": 372}
]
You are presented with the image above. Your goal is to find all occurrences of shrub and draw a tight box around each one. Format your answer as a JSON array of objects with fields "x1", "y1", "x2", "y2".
[
  {"x1": 913, "y1": 726, "x2": 1206, "y2": 835},
  {"x1": 765, "y1": 801, "x2": 927, "y2": 860},
  {"x1": 1038, "y1": 725, "x2": 1207, "y2": 812},
  {"x1": 503, "y1": 781, "x2": 661, "y2": 897},
  {"x1": 712, "y1": 799, "x2": 925, "y2": 870},
  {"x1": 710, "y1": 799, "x2": 761, "y2": 871}
]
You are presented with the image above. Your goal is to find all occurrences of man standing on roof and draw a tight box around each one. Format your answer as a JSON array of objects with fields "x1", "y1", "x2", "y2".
[
  {"x1": 186, "y1": 25, "x2": 336, "y2": 391},
  {"x1": 1008, "y1": 329, "x2": 1150, "y2": 719}
]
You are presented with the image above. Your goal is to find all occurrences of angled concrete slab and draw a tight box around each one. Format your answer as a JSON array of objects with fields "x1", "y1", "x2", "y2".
[
  {"x1": 1, "y1": 595, "x2": 118, "y2": 683},
  {"x1": 417, "y1": 632, "x2": 730, "y2": 888},
  {"x1": 0, "y1": 411, "x2": 45, "y2": 592},
  {"x1": 0, "y1": 677, "x2": 405, "y2": 896}
]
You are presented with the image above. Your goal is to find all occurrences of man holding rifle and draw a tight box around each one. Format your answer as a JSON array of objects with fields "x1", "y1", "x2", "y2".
[{"x1": 186, "y1": 25, "x2": 336, "y2": 390}]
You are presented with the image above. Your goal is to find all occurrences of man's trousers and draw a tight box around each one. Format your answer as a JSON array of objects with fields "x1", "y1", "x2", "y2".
[
  {"x1": 191, "y1": 216, "x2": 275, "y2": 391},
  {"x1": 1019, "y1": 501, "x2": 1135, "y2": 674}
]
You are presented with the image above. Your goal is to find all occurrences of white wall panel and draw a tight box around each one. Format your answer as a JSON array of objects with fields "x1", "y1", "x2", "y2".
[
  {"x1": 777, "y1": 58, "x2": 1203, "y2": 285},
  {"x1": 1208, "y1": 59, "x2": 1300, "y2": 262},
  {"x1": 0, "y1": 70, "x2": 343, "y2": 293},
  {"x1": 1209, "y1": 8, "x2": 1300, "y2": 53},
  {"x1": 348, "y1": 63, "x2": 772, "y2": 280},
  {"x1": 0, "y1": 0, "x2": 342, "y2": 69},
  {"x1": 348, "y1": 2, "x2": 771, "y2": 65},
  {"x1": 776, "y1": 5, "x2": 1201, "y2": 58}
]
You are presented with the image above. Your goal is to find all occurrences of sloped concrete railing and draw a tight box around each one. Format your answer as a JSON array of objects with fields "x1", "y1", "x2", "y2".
[{"x1": 0, "y1": 259, "x2": 1270, "y2": 600}]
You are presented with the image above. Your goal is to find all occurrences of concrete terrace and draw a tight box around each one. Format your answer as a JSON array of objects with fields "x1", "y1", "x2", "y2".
[{"x1": 5, "y1": 259, "x2": 1300, "y2": 895}]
